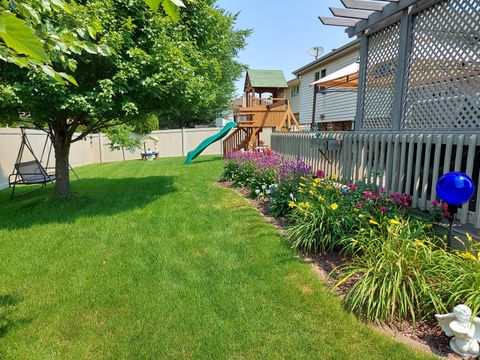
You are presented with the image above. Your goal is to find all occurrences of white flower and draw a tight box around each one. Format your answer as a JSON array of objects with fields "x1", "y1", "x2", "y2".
[
  {"x1": 261, "y1": 185, "x2": 267, "y2": 190},
  {"x1": 290, "y1": 193, "x2": 295, "y2": 200},
  {"x1": 255, "y1": 189, "x2": 261, "y2": 195},
  {"x1": 266, "y1": 190, "x2": 271, "y2": 195}
]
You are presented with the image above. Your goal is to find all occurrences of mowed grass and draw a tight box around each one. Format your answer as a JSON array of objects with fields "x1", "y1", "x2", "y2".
[{"x1": 0, "y1": 156, "x2": 433, "y2": 359}]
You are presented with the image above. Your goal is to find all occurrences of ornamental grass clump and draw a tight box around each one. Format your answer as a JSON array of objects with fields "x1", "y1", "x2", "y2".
[
  {"x1": 441, "y1": 234, "x2": 480, "y2": 316},
  {"x1": 338, "y1": 217, "x2": 450, "y2": 324}
]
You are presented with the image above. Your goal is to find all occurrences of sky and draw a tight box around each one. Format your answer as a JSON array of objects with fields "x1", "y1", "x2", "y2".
[{"x1": 214, "y1": 0, "x2": 354, "y2": 96}]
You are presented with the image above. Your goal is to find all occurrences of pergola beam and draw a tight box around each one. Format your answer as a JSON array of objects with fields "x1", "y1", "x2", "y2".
[
  {"x1": 319, "y1": 16, "x2": 360, "y2": 27},
  {"x1": 341, "y1": 0, "x2": 389, "y2": 11},
  {"x1": 346, "y1": 0, "x2": 420, "y2": 36},
  {"x1": 330, "y1": 7, "x2": 374, "y2": 19}
]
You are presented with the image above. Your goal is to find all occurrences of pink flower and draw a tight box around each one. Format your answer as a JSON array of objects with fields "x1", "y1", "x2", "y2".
[
  {"x1": 380, "y1": 206, "x2": 387, "y2": 213},
  {"x1": 443, "y1": 210, "x2": 451, "y2": 217},
  {"x1": 431, "y1": 200, "x2": 438, "y2": 206},
  {"x1": 403, "y1": 201, "x2": 410, "y2": 206},
  {"x1": 316, "y1": 170, "x2": 325, "y2": 179},
  {"x1": 441, "y1": 203, "x2": 449, "y2": 209},
  {"x1": 348, "y1": 184, "x2": 358, "y2": 191}
]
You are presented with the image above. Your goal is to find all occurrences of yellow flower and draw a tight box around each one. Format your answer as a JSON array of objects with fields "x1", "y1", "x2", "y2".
[
  {"x1": 331, "y1": 203, "x2": 338, "y2": 211},
  {"x1": 369, "y1": 219, "x2": 379, "y2": 226},
  {"x1": 331, "y1": 174, "x2": 337, "y2": 180},
  {"x1": 460, "y1": 252, "x2": 478, "y2": 262},
  {"x1": 414, "y1": 240, "x2": 424, "y2": 247},
  {"x1": 289, "y1": 201, "x2": 296, "y2": 208},
  {"x1": 299, "y1": 201, "x2": 311, "y2": 209},
  {"x1": 309, "y1": 189, "x2": 316, "y2": 196},
  {"x1": 317, "y1": 195, "x2": 325, "y2": 202},
  {"x1": 426, "y1": 224, "x2": 433, "y2": 228},
  {"x1": 313, "y1": 178, "x2": 321, "y2": 185},
  {"x1": 354, "y1": 208, "x2": 359, "y2": 212},
  {"x1": 389, "y1": 219, "x2": 402, "y2": 226},
  {"x1": 466, "y1": 233, "x2": 474, "y2": 244}
]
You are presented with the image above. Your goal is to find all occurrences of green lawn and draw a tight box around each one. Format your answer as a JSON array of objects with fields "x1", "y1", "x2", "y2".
[{"x1": 0, "y1": 156, "x2": 433, "y2": 359}]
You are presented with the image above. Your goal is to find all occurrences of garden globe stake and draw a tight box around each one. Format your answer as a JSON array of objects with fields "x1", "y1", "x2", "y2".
[{"x1": 436, "y1": 172, "x2": 475, "y2": 247}]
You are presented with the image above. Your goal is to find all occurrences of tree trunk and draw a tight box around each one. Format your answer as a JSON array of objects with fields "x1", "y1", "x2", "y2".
[
  {"x1": 53, "y1": 130, "x2": 72, "y2": 198},
  {"x1": 122, "y1": 147, "x2": 125, "y2": 161}
]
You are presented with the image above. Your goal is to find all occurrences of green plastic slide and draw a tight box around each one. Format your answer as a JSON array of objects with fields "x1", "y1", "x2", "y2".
[{"x1": 184, "y1": 122, "x2": 238, "y2": 164}]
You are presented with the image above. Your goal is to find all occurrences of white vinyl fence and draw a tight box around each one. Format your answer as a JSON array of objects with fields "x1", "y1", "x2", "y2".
[{"x1": 272, "y1": 131, "x2": 480, "y2": 228}]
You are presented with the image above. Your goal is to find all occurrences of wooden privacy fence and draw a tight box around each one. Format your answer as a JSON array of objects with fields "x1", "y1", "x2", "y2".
[{"x1": 271, "y1": 131, "x2": 480, "y2": 229}]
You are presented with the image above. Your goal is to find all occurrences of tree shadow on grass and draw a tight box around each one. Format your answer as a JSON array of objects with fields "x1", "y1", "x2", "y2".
[
  {"x1": 0, "y1": 295, "x2": 29, "y2": 339},
  {"x1": 0, "y1": 175, "x2": 177, "y2": 230}
]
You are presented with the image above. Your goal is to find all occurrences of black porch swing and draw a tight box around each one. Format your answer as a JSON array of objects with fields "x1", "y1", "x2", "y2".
[{"x1": 8, "y1": 127, "x2": 80, "y2": 200}]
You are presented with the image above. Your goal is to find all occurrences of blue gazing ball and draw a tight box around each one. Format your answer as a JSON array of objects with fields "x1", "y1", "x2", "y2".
[{"x1": 436, "y1": 172, "x2": 475, "y2": 206}]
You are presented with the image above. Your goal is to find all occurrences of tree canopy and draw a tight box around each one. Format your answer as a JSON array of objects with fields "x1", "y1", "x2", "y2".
[{"x1": 0, "y1": 0, "x2": 249, "y2": 196}]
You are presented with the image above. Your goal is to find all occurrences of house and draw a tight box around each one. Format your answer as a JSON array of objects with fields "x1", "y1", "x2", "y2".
[{"x1": 293, "y1": 39, "x2": 360, "y2": 130}]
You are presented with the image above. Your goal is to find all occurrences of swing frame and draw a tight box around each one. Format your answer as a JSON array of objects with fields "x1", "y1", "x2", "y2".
[{"x1": 8, "y1": 127, "x2": 80, "y2": 200}]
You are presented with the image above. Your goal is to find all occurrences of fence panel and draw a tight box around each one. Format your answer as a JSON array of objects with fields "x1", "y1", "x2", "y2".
[{"x1": 271, "y1": 131, "x2": 480, "y2": 228}]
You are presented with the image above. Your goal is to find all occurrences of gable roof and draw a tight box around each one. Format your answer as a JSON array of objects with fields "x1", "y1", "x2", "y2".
[{"x1": 246, "y1": 69, "x2": 288, "y2": 88}]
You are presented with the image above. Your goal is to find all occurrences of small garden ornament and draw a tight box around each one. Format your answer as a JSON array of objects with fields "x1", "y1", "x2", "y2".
[{"x1": 436, "y1": 304, "x2": 480, "y2": 358}]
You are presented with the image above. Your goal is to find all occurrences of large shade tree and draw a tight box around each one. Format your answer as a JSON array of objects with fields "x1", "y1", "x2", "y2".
[{"x1": 0, "y1": 0, "x2": 248, "y2": 197}]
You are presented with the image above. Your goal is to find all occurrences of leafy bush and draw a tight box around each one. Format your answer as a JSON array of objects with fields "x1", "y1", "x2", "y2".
[
  {"x1": 286, "y1": 177, "x2": 359, "y2": 252},
  {"x1": 339, "y1": 218, "x2": 449, "y2": 323},
  {"x1": 441, "y1": 234, "x2": 480, "y2": 316},
  {"x1": 286, "y1": 177, "x2": 414, "y2": 254},
  {"x1": 222, "y1": 149, "x2": 311, "y2": 200}
]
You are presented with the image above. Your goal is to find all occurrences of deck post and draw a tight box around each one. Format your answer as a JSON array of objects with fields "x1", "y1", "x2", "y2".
[{"x1": 392, "y1": 10, "x2": 412, "y2": 130}]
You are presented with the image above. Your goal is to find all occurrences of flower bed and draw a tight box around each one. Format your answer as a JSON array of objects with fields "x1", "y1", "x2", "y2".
[{"x1": 221, "y1": 150, "x2": 480, "y2": 326}]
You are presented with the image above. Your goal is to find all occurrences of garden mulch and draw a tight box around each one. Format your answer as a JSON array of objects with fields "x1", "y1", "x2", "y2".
[{"x1": 217, "y1": 181, "x2": 462, "y2": 359}]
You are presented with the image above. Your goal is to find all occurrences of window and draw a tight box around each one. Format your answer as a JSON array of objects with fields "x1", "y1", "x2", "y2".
[
  {"x1": 321, "y1": 69, "x2": 327, "y2": 78},
  {"x1": 290, "y1": 85, "x2": 300, "y2": 97},
  {"x1": 314, "y1": 72, "x2": 320, "y2": 81}
]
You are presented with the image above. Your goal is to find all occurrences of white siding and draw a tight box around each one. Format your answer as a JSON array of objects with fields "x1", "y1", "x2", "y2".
[
  {"x1": 298, "y1": 50, "x2": 359, "y2": 124},
  {"x1": 286, "y1": 84, "x2": 300, "y2": 115}
]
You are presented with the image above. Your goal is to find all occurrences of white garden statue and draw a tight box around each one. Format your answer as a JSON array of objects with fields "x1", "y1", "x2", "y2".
[{"x1": 436, "y1": 304, "x2": 480, "y2": 358}]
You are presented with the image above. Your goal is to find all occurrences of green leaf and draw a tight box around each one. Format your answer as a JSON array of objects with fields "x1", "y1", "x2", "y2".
[
  {"x1": 58, "y1": 71, "x2": 78, "y2": 86},
  {"x1": 162, "y1": 0, "x2": 181, "y2": 21},
  {"x1": 145, "y1": 0, "x2": 162, "y2": 11},
  {"x1": 0, "y1": 12, "x2": 49, "y2": 62},
  {"x1": 170, "y1": 0, "x2": 185, "y2": 7}
]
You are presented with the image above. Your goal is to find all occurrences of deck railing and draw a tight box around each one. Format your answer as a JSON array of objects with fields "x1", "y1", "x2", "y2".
[
  {"x1": 223, "y1": 128, "x2": 253, "y2": 156},
  {"x1": 272, "y1": 131, "x2": 480, "y2": 228}
]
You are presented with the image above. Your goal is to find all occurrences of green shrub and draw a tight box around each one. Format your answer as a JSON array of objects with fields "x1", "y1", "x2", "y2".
[
  {"x1": 338, "y1": 218, "x2": 449, "y2": 323},
  {"x1": 286, "y1": 177, "x2": 359, "y2": 253},
  {"x1": 441, "y1": 234, "x2": 480, "y2": 316}
]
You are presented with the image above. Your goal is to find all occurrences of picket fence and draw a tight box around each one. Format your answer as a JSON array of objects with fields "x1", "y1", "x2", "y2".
[{"x1": 271, "y1": 131, "x2": 480, "y2": 229}]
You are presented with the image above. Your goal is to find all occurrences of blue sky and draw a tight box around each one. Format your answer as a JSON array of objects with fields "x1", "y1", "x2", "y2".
[{"x1": 214, "y1": 0, "x2": 353, "y2": 95}]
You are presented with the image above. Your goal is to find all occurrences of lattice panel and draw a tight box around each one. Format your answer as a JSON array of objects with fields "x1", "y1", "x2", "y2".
[
  {"x1": 402, "y1": 0, "x2": 480, "y2": 129},
  {"x1": 362, "y1": 22, "x2": 401, "y2": 129}
]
